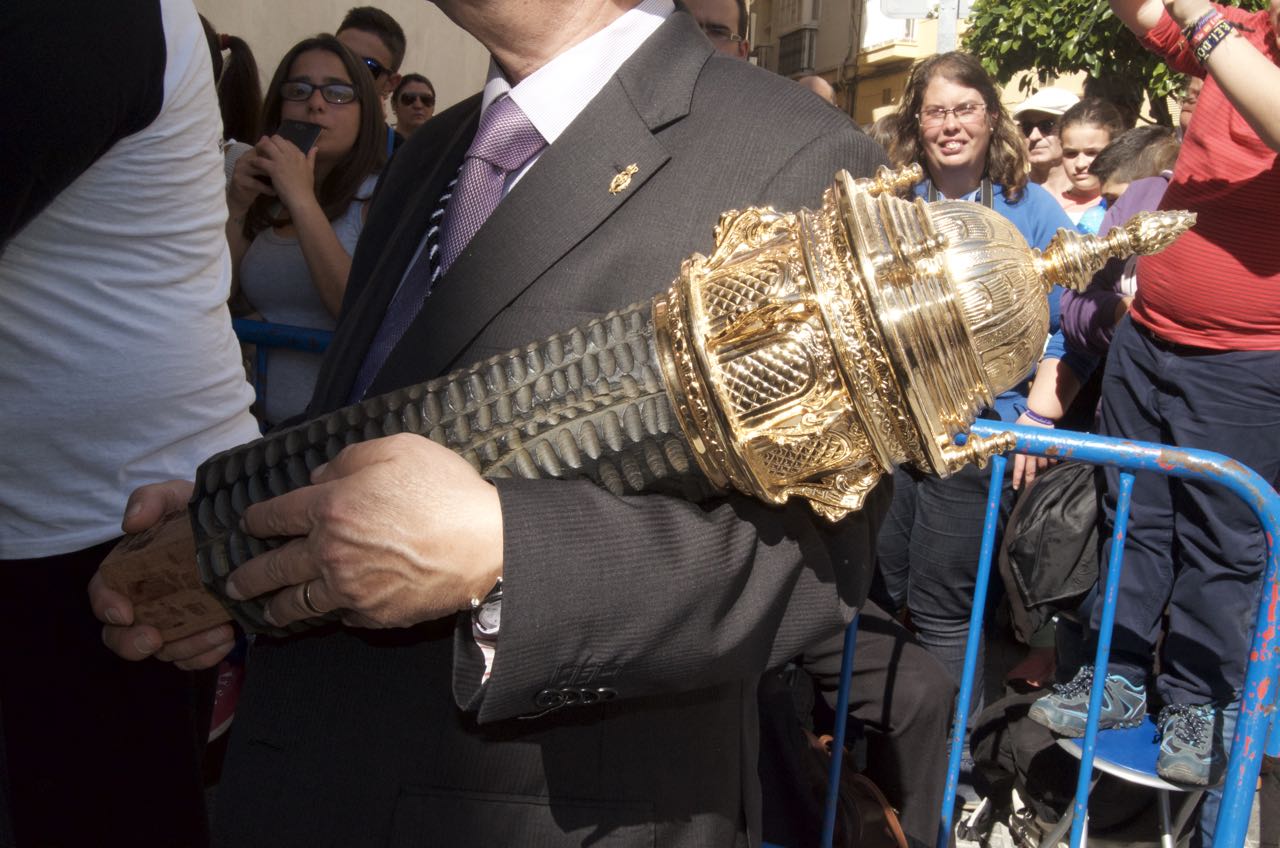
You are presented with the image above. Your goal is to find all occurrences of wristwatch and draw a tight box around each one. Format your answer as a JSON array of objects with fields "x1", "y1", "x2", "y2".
[{"x1": 471, "y1": 577, "x2": 503, "y2": 638}]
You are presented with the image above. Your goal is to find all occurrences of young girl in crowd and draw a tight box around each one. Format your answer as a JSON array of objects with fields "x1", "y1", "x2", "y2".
[
  {"x1": 228, "y1": 35, "x2": 385, "y2": 426},
  {"x1": 1055, "y1": 98, "x2": 1127, "y2": 234}
]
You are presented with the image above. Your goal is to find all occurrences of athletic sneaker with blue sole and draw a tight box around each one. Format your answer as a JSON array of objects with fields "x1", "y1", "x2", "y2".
[
  {"x1": 1156, "y1": 703, "x2": 1226, "y2": 786},
  {"x1": 1027, "y1": 665, "x2": 1147, "y2": 738}
]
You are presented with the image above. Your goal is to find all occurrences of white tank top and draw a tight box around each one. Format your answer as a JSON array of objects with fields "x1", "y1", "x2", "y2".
[{"x1": 0, "y1": 0, "x2": 260, "y2": 558}]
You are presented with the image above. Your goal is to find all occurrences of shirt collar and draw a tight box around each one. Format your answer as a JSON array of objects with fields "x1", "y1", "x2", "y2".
[{"x1": 480, "y1": 0, "x2": 675, "y2": 145}]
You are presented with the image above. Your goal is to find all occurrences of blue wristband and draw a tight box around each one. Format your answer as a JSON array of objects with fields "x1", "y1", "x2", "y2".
[{"x1": 1023, "y1": 408, "x2": 1056, "y2": 426}]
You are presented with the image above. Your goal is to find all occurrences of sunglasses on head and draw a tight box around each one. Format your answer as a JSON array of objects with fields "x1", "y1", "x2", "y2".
[
  {"x1": 398, "y1": 92, "x2": 435, "y2": 107},
  {"x1": 362, "y1": 56, "x2": 389, "y2": 79},
  {"x1": 1019, "y1": 117, "x2": 1057, "y2": 136},
  {"x1": 280, "y1": 80, "x2": 357, "y2": 105}
]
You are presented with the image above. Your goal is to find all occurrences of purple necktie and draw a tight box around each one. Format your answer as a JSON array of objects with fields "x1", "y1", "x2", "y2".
[{"x1": 349, "y1": 95, "x2": 545, "y2": 401}]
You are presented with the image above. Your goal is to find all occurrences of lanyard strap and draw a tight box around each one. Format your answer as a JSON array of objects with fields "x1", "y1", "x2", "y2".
[{"x1": 926, "y1": 177, "x2": 994, "y2": 209}]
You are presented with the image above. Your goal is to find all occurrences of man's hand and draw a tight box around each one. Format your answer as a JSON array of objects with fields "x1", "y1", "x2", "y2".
[
  {"x1": 225, "y1": 434, "x2": 504, "y2": 630},
  {"x1": 90, "y1": 480, "x2": 237, "y2": 670}
]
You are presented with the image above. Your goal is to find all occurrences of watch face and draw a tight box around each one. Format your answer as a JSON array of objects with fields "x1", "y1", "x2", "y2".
[{"x1": 475, "y1": 597, "x2": 502, "y2": 637}]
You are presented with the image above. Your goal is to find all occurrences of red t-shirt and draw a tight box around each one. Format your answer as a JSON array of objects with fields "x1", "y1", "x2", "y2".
[{"x1": 1133, "y1": 4, "x2": 1280, "y2": 350}]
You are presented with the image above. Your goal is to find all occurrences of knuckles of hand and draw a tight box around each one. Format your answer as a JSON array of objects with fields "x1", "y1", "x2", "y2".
[{"x1": 246, "y1": 433, "x2": 496, "y2": 628}]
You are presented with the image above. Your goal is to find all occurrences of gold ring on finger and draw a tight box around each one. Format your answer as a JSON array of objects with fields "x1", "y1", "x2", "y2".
[{"x1": 301, "y1": 580, "x2": 324, "y2": 616}]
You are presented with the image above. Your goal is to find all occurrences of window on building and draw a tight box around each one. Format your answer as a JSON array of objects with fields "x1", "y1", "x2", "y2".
[{"x1": 778, "y1": 28, "x2": 817, "y2": 76}]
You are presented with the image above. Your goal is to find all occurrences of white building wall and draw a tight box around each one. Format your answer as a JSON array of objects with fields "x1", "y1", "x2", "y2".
[
  {"x1": 861, "y1": 3, "x2": 915, "y2": 47},
  {"x1": 195, "y1": 0, "x2": 490, "y2": 116}
]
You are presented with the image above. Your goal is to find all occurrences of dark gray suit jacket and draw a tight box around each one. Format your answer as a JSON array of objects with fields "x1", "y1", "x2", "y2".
[{"x1": 215, "y1": 10, "x2": 890, "y2": 847}]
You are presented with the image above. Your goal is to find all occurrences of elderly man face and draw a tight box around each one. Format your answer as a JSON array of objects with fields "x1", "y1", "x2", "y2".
[
  {"x1": 683, "y1": 0, "x2": 750, "y2": 59},
  {"x1": 1019, "y1": 112, "x2": 1063, "y2": 172}
]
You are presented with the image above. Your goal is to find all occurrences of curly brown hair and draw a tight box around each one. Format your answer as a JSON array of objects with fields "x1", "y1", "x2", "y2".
[{"x1": 884, "y1": 52, "x2": 1029, "y2": 201}]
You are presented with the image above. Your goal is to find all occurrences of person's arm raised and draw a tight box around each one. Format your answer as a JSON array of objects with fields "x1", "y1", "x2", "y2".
[
  {"x1": 1111, "y1": 0, "x2": 1169, "y2": 36},
  {"x1": 1163, "y1": 0, "x2": 1280, "y2": 151}
]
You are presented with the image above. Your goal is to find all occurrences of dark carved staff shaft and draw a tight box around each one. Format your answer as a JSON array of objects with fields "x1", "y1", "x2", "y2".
[
  {"x1": 193, "y1": 303, "x2": 716, "y2": 635},
  {"x1": 100, "y1": 166, "x2": 1193, "y2": 640}
]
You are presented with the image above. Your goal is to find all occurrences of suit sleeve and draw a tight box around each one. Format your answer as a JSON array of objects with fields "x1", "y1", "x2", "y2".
[{"x1": 453, "y1": 127, "x2": 895, "y2": 723}]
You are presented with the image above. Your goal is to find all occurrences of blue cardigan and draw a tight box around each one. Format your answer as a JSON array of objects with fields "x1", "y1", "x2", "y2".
[{"x1": 914, "y1": 179, "x2": 1096, "y2": 421}]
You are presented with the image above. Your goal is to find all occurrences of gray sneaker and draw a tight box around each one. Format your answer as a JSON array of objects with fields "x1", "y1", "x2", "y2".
[
  {"x1": 1156, "y1": 703, "x2": 1225, "y2": 786},
  {"x1": 1027, "y1": 665, "x2": 1147, "y2": 737}
]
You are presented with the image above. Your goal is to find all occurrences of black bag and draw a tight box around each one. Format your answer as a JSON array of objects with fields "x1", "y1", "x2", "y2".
[
  {"x1": 969, "y1": 689, "x2": 1167, "y2": 843},
  {"x1": 999, "y1": 462, "x2": 1103, "y2": 644}
]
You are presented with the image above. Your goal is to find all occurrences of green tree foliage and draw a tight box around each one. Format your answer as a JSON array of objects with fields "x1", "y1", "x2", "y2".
[{"x1": 962, "y1": 0, "x2": 1264, "y2": 124}]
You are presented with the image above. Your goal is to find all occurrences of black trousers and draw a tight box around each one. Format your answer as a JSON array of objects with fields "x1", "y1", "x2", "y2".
[
  {"x1": 0, "y1": 540, "x2": 214, "y2": 847},
  {"x1": 1093, "y1": 318, "x2": 1280, "y2": 705},
  {"x1": 875, "y1": 463, "x2": 1014, "y2": 717},
  {"x1": 799, "y1": 600, "x2": 958, "y2": 848}
]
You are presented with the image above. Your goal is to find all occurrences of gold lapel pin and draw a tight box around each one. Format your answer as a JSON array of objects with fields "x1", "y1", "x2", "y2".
[{"x1": 609, "y1": 164, "x2": 639, "y2": 195}]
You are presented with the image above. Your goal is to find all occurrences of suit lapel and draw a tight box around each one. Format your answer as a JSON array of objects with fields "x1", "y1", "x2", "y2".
[
  {"x1": 311, "y1": 97, "x2": 481, "y2": 411},
  {"x1": 366, "y1": 13, "x2": 713, "y2": 393},
  {"x1": 368, "y1": 90, "x2": 669, "y2": 392}
]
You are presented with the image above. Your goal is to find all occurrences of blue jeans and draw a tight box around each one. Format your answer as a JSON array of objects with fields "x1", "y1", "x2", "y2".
[
  {"x1": 1093, "y1": 317, "x2": 1280, "y2": 705},
  {"x1": 878, "y1": 461, "x2": 1014, "y2": 712}
]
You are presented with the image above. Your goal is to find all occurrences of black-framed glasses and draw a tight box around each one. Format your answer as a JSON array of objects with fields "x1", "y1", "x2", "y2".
[
  {"x1": 398, "y1": 92, "x2": 435, "y2": 108},
  {"x1": 700, "y1": 22, "x2": 744, "y2": 43},
  {"x1": 280, "y1": 80, "x2": 357, "y2": 105},
  {"x1": 919, "y1": 102, "x2": 987, "y2": 128},
  {"x1": 362, "y1": 56, "x2": 389, "y2": 79},
  {"x1": 1019, "y1": 117, "x2": 1057, "y2": 137}
]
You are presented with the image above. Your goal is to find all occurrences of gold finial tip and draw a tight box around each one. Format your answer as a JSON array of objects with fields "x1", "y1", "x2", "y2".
[
  {"x1": 839, "y1": 163, "x2": 925, "y2": 198},
  {"x1": 1120, "y1": 209, "x2": 1197, "y2": 256},
  {"x1": 1036, "y1": 208, "x2": 1196, "y2": 293}
]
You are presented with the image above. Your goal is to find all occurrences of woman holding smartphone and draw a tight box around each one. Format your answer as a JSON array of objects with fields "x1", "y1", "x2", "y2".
[{"x1": 228, "y1": 35, "x2": 385, "y2": 425}]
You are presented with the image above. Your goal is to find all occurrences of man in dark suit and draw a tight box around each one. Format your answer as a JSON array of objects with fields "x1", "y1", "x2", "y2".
[{"x1": 96, "y1": 1, "x2": 889, "y2": 843}]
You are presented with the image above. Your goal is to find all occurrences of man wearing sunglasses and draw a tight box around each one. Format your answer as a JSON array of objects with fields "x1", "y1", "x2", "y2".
[
  {"x1": 1011, "y1": 87, "x2": 1079, "y2": 200},
  {"x1": 337, "y1": 6, "x2": 407, "y2": 155}
]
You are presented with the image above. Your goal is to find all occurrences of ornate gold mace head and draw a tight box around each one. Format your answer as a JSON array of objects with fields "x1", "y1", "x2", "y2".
[
  {"x1": 102, "y1": 165, "x2": 1194, "y2": 640},
  {"x1": 654, "y1": 164, "x2": 1194, "y2": 520}
]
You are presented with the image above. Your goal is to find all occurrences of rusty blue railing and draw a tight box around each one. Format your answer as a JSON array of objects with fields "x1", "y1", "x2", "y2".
[{"x1": 926, "y1": 422, "x2": 1280, "y2": 848}]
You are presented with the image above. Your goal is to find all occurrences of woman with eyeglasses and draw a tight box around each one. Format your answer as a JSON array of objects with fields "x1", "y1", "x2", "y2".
[
  {"x1": 876, "y1": 52, "x2": 1091, "y2": 700},
  {"x1": 227, "y1": 35, "x2": 386, "y2": 425},
  {"x1": 392, "y1": 73, "x2": 436, "y2": 139}
]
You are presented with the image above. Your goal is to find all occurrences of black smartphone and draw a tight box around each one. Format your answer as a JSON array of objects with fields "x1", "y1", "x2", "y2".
[{"x1": 276, "y1": 119, "x2": 323, "y2": 154}]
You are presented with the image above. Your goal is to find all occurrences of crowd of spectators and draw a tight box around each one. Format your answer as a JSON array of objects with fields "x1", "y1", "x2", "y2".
[{"x1": 2, "y1": 0, "x2": 1277, "y2": 846}]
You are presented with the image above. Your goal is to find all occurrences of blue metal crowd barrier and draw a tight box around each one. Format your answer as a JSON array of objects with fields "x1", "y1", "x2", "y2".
[
  {"x1": 231, "y1": 318, "x2": 333, "y2": 428},
  {"x1": 926, "y1": 422, "x2": 1280, "y2": 848}
]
